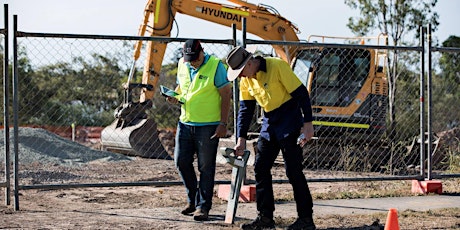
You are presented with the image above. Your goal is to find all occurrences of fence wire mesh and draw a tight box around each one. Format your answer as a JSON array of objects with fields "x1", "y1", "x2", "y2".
[
  {"x1": 0, "y1": 33, "x2": 8, "y2": 193},
  {"x1": 2, "y1": 32, "x2": 459, "y2": 189},
  {"x1": 430, "y1": 47, "x2": 460, "y2": 171}
]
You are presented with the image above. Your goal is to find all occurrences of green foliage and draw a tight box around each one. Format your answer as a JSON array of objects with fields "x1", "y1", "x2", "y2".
[
  {"x1": 393, "y1": 67, "x2": 420, "y2": 139},
  {"x1": 159, "y1": 62, "x2": 179, "y2": 86},
  {"x1": 439, "y1": 36, "x2": 460, "y2": 85},
  {"x1": 7, "y1": 41, "x2": 186, "y2": 129},
  {"x1": 344, "y1": 0, "x2": 440, "y2": 143},
  {"x1": 432, "y1": 77, "x2": 460, "y2": 131},
  {"x1": 16, "y1": 47, "x2": 45, "y2": 124},
  {"x1": 148, "y1": 102, "x2": 180, "y2": 129},
  {"x1": 446, "y1": 139, "x2": 460, "y2": 173},
  {"x1": 149, "y1": 62, "x2": 180, "y2": 129},
  {"x1": 344, "y1": 0, "x2": 439, "y2": 45},
  {"x1": 14, "y1": 47, "x2": 128, "y2": 127},
  {"x1": 32, "y1": 54, "x2": 126, "y2": 109},
  {"x1": 432, "y1": 36, "x2": 460, "y2": 131},
  {"x1": 28, "y1": 99, "x2": 114, "y2": 126}
]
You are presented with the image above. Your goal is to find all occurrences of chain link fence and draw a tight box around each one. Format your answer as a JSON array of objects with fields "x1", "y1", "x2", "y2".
[
  {"x1": 0, "y1": 30, "x2": 9, "y2": 205},
  {"x1": 430, "y1": 46, "x2": 460, "y2": 172},
  {"x1": 1, "y1": 27, "x2": 459, "y2": 208}
]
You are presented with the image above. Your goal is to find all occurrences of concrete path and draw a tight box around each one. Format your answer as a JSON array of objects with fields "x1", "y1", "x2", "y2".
[{"x1": 229, "y1": 195, "x2": 460, "y2": 219}]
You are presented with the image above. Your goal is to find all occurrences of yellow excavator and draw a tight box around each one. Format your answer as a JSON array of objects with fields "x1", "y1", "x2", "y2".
[{"x1": 101, "y1": 0, "x2": 388, "y2": 159}]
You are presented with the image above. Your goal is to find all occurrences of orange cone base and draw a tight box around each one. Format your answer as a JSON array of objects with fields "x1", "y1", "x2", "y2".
[
  {"x1": 384, "y1": 208, "x2": 400, "y2": 230},
  {"x1": 411, "y1": 180, "x2": 443, "y2": 194},
  {"x1": 217, "y1": 184, "x2": 256, "y2": 202}
]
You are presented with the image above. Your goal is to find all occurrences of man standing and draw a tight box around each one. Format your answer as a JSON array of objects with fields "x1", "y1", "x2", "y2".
[
  {"x1": 226, "y1": 46, "x2": 316, "y2": 230},
  {"x1": 166, "y1": 39, "x2": 231, "y2": 221}
]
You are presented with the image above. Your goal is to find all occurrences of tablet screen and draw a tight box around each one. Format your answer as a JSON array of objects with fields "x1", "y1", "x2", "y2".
[{"x1": 160, "y1": 85, "x2": 179, "y2": 97}]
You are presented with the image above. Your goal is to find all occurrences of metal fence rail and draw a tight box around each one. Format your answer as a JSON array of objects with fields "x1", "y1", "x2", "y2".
[{"x1": 1, "y1": 16, "x2": 459, "y2": 211}]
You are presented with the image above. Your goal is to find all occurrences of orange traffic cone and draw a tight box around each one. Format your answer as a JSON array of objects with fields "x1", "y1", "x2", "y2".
[{"x1": 384, "y1": 208, "x2": 400, "y2": 230}]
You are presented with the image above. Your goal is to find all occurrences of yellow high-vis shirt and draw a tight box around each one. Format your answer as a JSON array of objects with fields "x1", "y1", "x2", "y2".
[{"x1": 239, "y1": 57, "x2": 302, "y2": 112}]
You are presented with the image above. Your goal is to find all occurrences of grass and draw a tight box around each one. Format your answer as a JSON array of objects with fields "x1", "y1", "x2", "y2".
[
  {"x1": 272, "y1": 178, "x2": 460, "y2": 201},
  {"x1": 268, "y1": 178, "x2": 460, "y2": 229},
  {"x1": 446, "y1": 140, "x2": 460, "y2": 173}
]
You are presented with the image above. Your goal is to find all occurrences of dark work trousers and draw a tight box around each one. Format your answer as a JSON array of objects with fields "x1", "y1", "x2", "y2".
[
  {"x1": 254, "y1": 132, "x2": 314, "y2": 219},
  {"x1": 174, "y1": 122, "x2": 219, "y2": 212}
]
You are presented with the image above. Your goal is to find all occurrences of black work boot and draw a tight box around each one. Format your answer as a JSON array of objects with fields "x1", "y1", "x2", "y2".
[
  {"x1": 181, "y1": 203, "x2": 196, "y2": 215},
  {"x1": 286, "y1": 217, "x2": 316, "y2": 230},
  {"x1": 193, "y1": 208, "x2": 209, "y2": 221},
  {"x1": 241, "y1": 215, "x2": 275, "y2": 230}
]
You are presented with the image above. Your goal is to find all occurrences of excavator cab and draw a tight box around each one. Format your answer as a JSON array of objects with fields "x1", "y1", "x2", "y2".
[{"x1": 292, "y1": 35, "x2": 388, "y2": 137}]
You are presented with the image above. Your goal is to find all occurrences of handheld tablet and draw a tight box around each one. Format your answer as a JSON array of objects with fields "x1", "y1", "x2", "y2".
[
  {"x1": 160, "y1": 85, "x2": 179, "y2": 97},
  {"x1": 160, "y1": 85, "x2": 183, "y2": 104}
]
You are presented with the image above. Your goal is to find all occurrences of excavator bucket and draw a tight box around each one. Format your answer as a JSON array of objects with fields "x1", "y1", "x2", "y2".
[
  {"x1": 101, "y1": 117, "x2": 171, "y2": 159},
  {"x1": 101, "y1": 84, "x2": 172, "y2": 160}
]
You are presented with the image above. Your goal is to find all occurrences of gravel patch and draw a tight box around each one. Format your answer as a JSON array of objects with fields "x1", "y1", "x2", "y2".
[{"x1": 0, "y1": 127, "x2": 132, "y2": 166}]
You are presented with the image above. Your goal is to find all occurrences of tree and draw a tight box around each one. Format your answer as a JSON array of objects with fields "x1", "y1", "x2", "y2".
[
  {"x1": 345, "y1": 0, "x2": 439, "y2": 44},
  {"x1": 16, "y1": 47, "x2": 49, "y2": 125},
  {"x1": 433, "y1": 36, "x2": 460, "y2": 131},
  {"x1": 344, "y1": 0, "x2": 439, "y2": 138},
  {"x1": 439, "y1": 36, "x2": 460, "y2": 86},
  {"x1": 30, "y1": 53, "x2": 129, "y2": 126}
]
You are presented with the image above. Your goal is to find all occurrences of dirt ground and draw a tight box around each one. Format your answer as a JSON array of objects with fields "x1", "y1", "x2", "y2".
[
  {"x1": 0, "y1": 127, "x2": 459, "y2": 229},
  {"x1": 1, "y1": 157, "x2": 460, "y2": 230}
]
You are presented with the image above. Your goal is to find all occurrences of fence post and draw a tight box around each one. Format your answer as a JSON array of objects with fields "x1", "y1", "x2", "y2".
[
  {"x1": 427, "y1": 24, "x2": 433, "y2": 180},
  {"x1": 12, "y1": 14, "x2": 19, "y2": 211},
  {"x1": 2, "y1": 3, "x2": 11, "y2": 206},
  {"x1": 419, "y1": 26, "x2": 426, "y2": 178}
]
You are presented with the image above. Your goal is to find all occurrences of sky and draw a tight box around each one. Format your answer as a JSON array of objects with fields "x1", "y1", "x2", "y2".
[{"x1": 1, "y1": 0, "x2": 459, "y2": 46}]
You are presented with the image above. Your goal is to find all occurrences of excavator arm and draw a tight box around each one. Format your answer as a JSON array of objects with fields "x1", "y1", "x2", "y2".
[
  {"x1": 102, "y1": 0, "x2": 300, "y2": 158},
  {"x1": 137, "y1": 0, "x2": 300, "y2": 100},
  {"x1": 102, "y1": 0, "x2": 389, "y2": 162}
]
